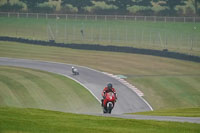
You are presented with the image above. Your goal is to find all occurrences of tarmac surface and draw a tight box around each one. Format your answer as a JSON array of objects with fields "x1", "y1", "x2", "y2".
[{"x1": 0, "y1": 57, "x2": 200, "y2": 124}]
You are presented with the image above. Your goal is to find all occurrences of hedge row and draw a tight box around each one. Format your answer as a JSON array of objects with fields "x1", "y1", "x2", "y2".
[{"x1": 0, "y1": 36, "x2": 199, "y2": 63}]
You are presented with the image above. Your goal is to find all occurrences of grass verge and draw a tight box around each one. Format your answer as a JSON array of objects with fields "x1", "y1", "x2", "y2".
[
  {"x1": 0, "y1": 41, "x2": 200, "y2": 110},
  {"x1": 0, "y1": 66, "x2": 101, "y2": 113},
  {"x1": 0, "y1": 107, "x2": 200, "y2": 133},
  {"x1": 0, "y1": 17, "x2": 199, "y2": 55}
]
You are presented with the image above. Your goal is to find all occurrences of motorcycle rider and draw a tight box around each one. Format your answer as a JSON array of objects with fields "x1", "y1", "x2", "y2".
[
  {"x1": 72, "y1": 66, "x2": 79, "y2": 75},
  {"x1": 72, "y1": 66, "x2": 75, "y2": 73},
  {"x1": 101, "y1": 83, "x2": 117, "y2": 107}
]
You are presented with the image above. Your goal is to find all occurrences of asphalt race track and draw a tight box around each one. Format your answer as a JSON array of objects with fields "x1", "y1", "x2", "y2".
[
  {"x1": 1, "y1": 57, "x2": 200, "y2": 124},
  {"x1": 0, "y1": 57, "x2": 152, "y2": 114}
]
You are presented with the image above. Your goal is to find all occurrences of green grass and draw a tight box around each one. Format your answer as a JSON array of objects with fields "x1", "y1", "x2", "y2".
[
  {"x1": 0, "y1": 107, "x2": 199, "y2": 133},
  {"x1": 0, "y1": 17, "x2": 200, "y2": 55},
  {"x1": 0, "y1": 41, "x2": 200, "y2": 110},
  {"x1": 0, "y1": 66, "x2": 101, "y2": 113},
  {"x1": 132, "y1": 107, "x2": 200, "y2": 117},
  {"x1": 128, "y1": 76, "x2": 200, "y2": 110}
]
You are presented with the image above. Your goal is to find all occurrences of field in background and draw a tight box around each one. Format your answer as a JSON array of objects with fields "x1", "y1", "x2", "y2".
[
  {"x1": 0, "y1": 107, "x2": 199, "y2": 133},
  {"x1": 0, "y1": 15, "x2": 200, "y2": 56},
  {"x1": 0, "y1": 41, "x2": 200, "y2": 110},
  {"x1": 0, "y1": 66, "x2": 101, "y2": 113}
]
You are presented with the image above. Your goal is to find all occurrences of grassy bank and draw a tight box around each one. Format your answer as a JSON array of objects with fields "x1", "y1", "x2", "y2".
[
  {"x1": 0, "y1": 17, "x2": 199, "y2": 55},
  {"x1": 0, "y1": 66, "x2": 101, "y2": 113},
  {"x1": 128, "y1": 75, "x2": 200, "y2": 110},
  {"x1": 0, "y1": 41, "x2": 200, "y2": 110},
  {"x1": 0, "y1": 107, "x2": 199, "y2": 133},
  {"x1": 133, "y1": 107, "x2": 200, "y2": 117}
]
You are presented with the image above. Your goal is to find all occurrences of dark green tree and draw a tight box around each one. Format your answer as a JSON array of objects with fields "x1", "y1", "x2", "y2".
[
  {"x1": 0, "y1": 3, "x2": 23, "y2": 12},
  {"x1": 159, "y1": 0, "x2": 186, "y2": 14},
  {"x1": 61, "y1": 0, "x2": 94, "y2": 13},
  {"x1": 95, "y1": 0, "x2": 152, "y2": 13},
  {"x1": 193, "y1": 0, "x2": 200, "y2": 15},
  {"x1": 136, "y1": 0, "x2": 153, "y2": 6},
  {"x1": 19, "y1": 0, "x2": 48, "y2": 12},
  {"x1": 105, "y1": 0, "x2": 134, "y2": 12}
]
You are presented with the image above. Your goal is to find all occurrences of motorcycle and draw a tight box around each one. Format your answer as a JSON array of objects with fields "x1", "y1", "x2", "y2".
[
  {"x1": 102, "y1": 92, "x2": 116, "y2": 114},
  {"x1": 72, "y1": 67, "x2": 79, "y2": 75}
]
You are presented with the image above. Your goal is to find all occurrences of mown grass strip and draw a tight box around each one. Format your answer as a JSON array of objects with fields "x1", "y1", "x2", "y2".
[
  {"x1": 0, "y1": 66, "x2": 101, "y2": 113},
  {"x1": 0, "y1": 74, "x2": 37, "y2": 107},
  {"x1": 0, "y1": 107, "x2": 200, "y2": 133},
  {"x1": 128, "y1": 76, "x2": 200, "y2": 110},
  {"x1": 0, "y1": 17, "x2": 199, "y2": 55},
  {"x1": 0, "y1": 41, "x2": 200, "y2": 110}
]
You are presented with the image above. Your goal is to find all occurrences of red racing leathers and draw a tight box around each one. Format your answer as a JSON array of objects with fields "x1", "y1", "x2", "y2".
[{"x1": 101, "y1": 87, "x2": 117, "y2": 107}]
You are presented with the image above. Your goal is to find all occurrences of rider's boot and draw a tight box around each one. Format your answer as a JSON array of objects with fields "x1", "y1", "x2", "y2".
[{"x1": 101, "y1": 99, "x2": 104, "y2": 107}]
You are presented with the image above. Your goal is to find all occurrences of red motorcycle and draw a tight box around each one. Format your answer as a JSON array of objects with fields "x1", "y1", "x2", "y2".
[{"x1": 103, "y1": 92, "x2": 116, "y2": 114}]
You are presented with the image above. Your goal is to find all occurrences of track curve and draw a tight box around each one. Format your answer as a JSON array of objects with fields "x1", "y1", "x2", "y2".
[
  {"x1": 1, "y1": 57, "x2": 200, "y2": 124},
  {"x1": 0, "y1": 57, "x2": 152, "y2": 114}
]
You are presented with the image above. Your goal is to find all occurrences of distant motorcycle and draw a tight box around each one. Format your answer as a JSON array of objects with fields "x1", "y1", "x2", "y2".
[
  {"x1": 102, "y1": 92, "x2": 116, "y2": 114},
  {"x1": 72, "y1": 67, "x2": 79, "y2": 75}
]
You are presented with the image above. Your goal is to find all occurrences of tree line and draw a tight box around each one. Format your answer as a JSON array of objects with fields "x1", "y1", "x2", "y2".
[{"x1": 0, "y1": 0, "x2": 200, "y2": 16}]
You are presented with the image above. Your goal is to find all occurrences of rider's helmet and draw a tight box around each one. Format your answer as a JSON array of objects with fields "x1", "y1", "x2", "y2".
[
  {"x1": 107, "y1": 83, "x2": 112, "y2": 90},
  {"x1": 72, "y1": 66, "x2": 74, "y2": 69}
]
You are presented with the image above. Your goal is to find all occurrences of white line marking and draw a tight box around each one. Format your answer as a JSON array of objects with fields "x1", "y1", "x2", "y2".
[
  {"x1": 60, "y1": 74, "x2": 101, "y2": 104},
  {"x1": 102, "y1": 72, "x2": 153, "y2": 111},
  {"x1": 0, "y1": 57, "x2": 153, "y2": 110}
]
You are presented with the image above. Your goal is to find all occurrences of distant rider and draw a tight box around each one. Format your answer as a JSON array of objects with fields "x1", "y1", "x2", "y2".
[
  {"x1": 72, "y1": 66, "x2": 75, "y2": 73},
  {"x1": 101, "y1": 83, "x2": 117, "y2": 107}
]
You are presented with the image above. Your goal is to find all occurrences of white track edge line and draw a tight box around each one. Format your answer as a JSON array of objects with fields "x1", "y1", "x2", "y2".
[
  {"x1": 101, "y1": 72, "x2": 153, "y2": 111},
  {"x1": 60, "y1": 74, "x2": 101, "y2": 104},
  {"x1": 0, "y1": 57, "x2": 152, "y2": 110},
  {"x1": 0, "y1": 57, "x2": 101, "y2": 104}
]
